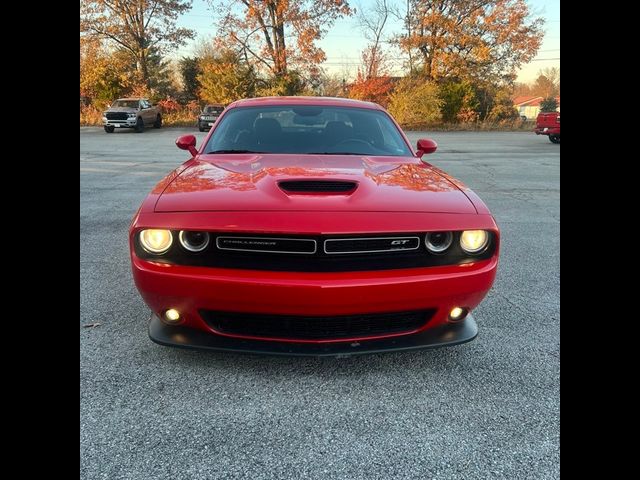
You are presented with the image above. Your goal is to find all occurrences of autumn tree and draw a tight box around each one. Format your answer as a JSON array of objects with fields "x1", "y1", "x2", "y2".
[
  {"x1": 319, "y1": 73, "x2": 347, "y2": 97},
  {"x1": 397, "y1": 0, "x2": 544, "y2": 82},
  {"x1": 80, "y1": 0, "x2": 195, "y2": 87},
  {"x1": 349, "y1": 47, "x2": 394, "y2": 106},
  {"x1": 486, "y1": 88, "x2": 520, "y2": 121},
  {"x1": 212, "y1": 0, "x2": 353, "y2": 88},
  {"x1": 348, "y1": 0, "x2": 394, "y2": 105},
  {"x1": 80, "y1": 38, "x2": 133, "y2": 105},
  {"x1": 532, "y1": 67, "x2": 560, "y2": 97},
  {"x1": 512, "y1": 81, "x2": 532, "y2": 97},
  {"x1": 358, "y1": 0, "x2": 391, "y2": 79},
  {"x1": 197, "y1": 49, "x2": 258, "y2": 104}
]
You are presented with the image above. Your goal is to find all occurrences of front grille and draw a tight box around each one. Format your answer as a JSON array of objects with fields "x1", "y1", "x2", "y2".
[
  {"x1": 200, "y1": 309, "x2": 435, "y2": 341},
  {"x1": 216, "y1": 236, "x2": 317, "y2": 254},
  {"x1": 105, "y1": 112, "x2": 129, "y2": 120},
  {"x1": 134, "y1": 232, "x2": 496, "y2": 272},
  {"x1": 279, "y1": 180, "x2": 357, "y2": 194},
  {"x1": 325, "y1": 236, "x2": 420, "y2": 254}
]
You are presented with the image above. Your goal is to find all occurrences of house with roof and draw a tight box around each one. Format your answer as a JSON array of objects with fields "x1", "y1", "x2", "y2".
[{"x1": 513, "y1": 96, "x2": 560, "y2": 120}]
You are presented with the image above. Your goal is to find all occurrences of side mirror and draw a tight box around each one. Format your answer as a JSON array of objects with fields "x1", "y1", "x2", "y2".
[
  {"x1": 176, "y1": 135, "x2": 198, "y2": 156},
  {"x1": 416, "y1": 138, "x2": 438, "y2": 158}
]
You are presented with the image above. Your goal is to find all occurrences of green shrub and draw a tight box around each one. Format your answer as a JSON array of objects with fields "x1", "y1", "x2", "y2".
[
  {"x1": 438, "y1": 81, "x2": 479, "y2": 123},
  {"x1": 387, "y1": 78, "x2": 442, "y2": 128}
]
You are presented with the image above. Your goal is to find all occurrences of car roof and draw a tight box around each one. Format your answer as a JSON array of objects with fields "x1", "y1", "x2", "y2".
[
  {"x1": 116, "y1": 98, "x2": 146, "y2": 101},
  {"x1": 227, "y1": 96, "x2": 383, "y2": 110}
]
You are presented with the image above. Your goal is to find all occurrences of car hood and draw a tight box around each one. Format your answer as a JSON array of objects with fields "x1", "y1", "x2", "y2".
[
  {"x1": 106, "y1": 107, "x2": 137, "y2": 113},
  {"x1": 154, "y1": 154, "x2": 476, "y2": 214}
]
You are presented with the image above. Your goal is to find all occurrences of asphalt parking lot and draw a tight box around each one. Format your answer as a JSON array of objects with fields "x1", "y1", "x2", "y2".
[{"x1": 80, "y1": 127, "x2": 559, "y2": 480}]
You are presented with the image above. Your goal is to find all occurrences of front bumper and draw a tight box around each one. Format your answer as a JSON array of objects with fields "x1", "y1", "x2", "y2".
[
  {"x1": 149, "y1": 312, "x2": 478, "y2": 356},
  {"x1": 535, "y1": 127, "x2": 560, "y2": 135},
  {"x1": 132, "y1": 254, "x2": 497, "y2": 353},
  {"x1": 198, "y1": 118, "x2": 218, "y2": 128},
  {"x1": 103, "y1": 117, "x2": 137, "y2": 127}
]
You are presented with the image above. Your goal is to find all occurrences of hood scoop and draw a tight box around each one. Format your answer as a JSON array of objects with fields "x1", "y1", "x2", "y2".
[{"x1": 278, "y1": 180, "x2": 358, "y2": 195}]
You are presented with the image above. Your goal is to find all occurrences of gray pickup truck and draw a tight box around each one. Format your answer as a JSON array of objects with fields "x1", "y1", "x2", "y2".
[{"x1": 103, "y1": 98, "x2": 162, "y2": 133}]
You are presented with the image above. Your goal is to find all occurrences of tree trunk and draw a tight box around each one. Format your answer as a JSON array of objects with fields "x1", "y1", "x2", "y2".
[
  {"x1": 406, "y1": 0, "x2": 414, "y2": 75},
  {"x1": 137, "y1": 50, "x2": 150, "y2": 87},
  {"x1": 266, "y1": 0, "x2": 287, "y2": 77}
]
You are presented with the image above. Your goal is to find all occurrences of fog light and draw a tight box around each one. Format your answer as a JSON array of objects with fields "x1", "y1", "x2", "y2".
[
  {"x1": 164, "y1": 309, "x2": 181, "y2": 323},
  {"x1": 449, "y1": 307, "x2": 468, "y2": 321}
]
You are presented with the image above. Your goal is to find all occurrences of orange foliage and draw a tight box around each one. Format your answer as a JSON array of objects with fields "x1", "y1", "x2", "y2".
[
  {"x1": 349, "y1": 74, "x2": 394, "y2": 107},
  {"x1": 348, "y1": 44, "x2": 394, "y2": 106},
  {"x1": 399, "y1": 0, "x2": 544, "y2": 81},
  {"x1": 214, "y1": 0, "x2": 353, "y2": 76},
  {"x1": 157, "y1": 97, "x2": 182, "y2": 113},
  {"x1": 368, "y1": 164, "x2": 453, "y2": 192}
]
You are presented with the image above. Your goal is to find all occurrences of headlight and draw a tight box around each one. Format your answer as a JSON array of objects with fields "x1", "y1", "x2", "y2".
[
  {"x1": 139, "y1": 229, "x2": 173, "y2": 254},
  {"x1": 179, "y1": 231, "x2": 210, "y2": 252},
  {"x1": 128, "y1": 112, "x2": 137, "y2": 117},
  {"x1": 425, "y1": 231, "x2": 453, "y2": 253},
  {"x1": 460, "y1": 230, "x2": 489, "y2": 254}
]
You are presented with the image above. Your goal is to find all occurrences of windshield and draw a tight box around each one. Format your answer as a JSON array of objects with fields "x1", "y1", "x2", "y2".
[
  {"x1": 203, "y1": 105, "x2": 412, "y2": 156},
  {"x1": 112, "y1": 100, "x2": 139, "y2": 109},
  {"x1": 204, "y1": 106, "x2": 224, "y2": 114}
]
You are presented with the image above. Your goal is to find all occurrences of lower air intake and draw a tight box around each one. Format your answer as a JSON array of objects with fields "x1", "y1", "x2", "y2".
[{"x1": 200, "y1": 309, "x2": 435, "y2": 341}]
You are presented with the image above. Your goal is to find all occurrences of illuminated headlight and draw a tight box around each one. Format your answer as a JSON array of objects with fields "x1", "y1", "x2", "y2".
[
  {"x1": 179, "y1": 231, "x2": 210, "y2": 252},
  {"x1": 460, "y1": 230, "x2": 489, "y2": 254},
  {"x1": 139, "y1": 229, "x2": 173, "y2": 254},
  {"x1": 425, "y1": 231, "x2": 453, "y2": 253}
]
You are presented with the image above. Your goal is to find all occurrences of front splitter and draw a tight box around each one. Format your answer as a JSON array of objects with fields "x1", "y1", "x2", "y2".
[{"x1": 148, "y1": 314, "x2": 478, "y2": 357}]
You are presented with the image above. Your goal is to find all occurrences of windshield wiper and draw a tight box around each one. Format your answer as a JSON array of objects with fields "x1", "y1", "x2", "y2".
[
  {"x1": 307, "y1": 152, "x2": 370, "y2": 156},
  {"x1": 206, "y1": 149, "x2": 265, "y2": 154}
]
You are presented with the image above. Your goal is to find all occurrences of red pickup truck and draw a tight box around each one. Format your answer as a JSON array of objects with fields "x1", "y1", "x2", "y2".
[{"x1": 535, "y1": 112, "x2": 560, "y2": 144}]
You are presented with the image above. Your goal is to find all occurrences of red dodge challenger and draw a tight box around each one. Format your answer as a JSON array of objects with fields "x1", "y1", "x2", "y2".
[{"x1": 130, "y1": 96, "x2": 499, "y2": 355}]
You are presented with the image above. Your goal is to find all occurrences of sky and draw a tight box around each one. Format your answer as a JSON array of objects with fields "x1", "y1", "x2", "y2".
[{"x1": 174, "y1": 0, "x2": 559, "y2": 84}]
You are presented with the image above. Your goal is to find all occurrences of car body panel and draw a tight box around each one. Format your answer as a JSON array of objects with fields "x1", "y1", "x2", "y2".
[
  {"x1": 153, "y1": 155, "x2": 477, "y2": 214},
  {"x1": 133, "y1": 253, "x2": 497, "y2": 337},
  {"x1": 535, "y1": 111, "x2": 560, "y2": 136}
]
